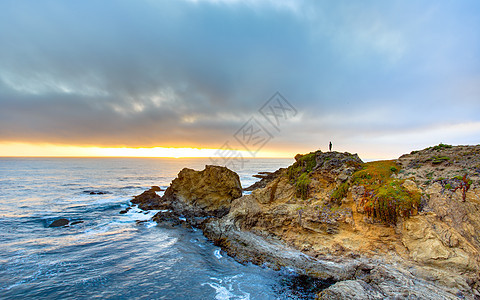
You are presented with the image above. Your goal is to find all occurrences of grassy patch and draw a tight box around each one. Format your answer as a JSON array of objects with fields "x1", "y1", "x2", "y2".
[
  {"x1": 287, "y1": 152, "x2": 317, "y2": 199},
  {"x1": 331, "y1": 181, "x2": 349, "y2": 204},
  {"x1": 295, "y1": 173, "x2": 311, "y2": 200},
  {"x1": 287, "y1": 152, "x2": 316, "y2": 181},
  {"x1": 431, "y1": 156, "x2": 450, "y2": 164},
  {"x1": 431, "y1": 143, "x2": 453, "y2": 151},
  {"x1": 426, "y1": 143, "x2": 453, "y2": 151},
  {"x1": 352, "y1": 160, "x2": 421, "y2": 225}
]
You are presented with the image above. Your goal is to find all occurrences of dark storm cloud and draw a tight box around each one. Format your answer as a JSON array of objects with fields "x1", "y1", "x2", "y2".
[{"x1": 0, "y1": 0, "x2": 479, "y2": 154}]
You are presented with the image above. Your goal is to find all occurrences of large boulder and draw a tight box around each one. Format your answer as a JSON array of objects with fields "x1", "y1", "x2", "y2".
[{"x1": 163, "y1": 165, "x2": 242, "y2": 218}]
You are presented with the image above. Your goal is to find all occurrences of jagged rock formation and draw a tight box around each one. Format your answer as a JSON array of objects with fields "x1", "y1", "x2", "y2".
[
  {"x1": 131, "y1": 146, "x2": 480, "y2": 299},
  {"x1": 202, "y1": 148, "x2": 480, "y2": 298},
  {"x1": 129, "y1": 165, "x2": 243, "y2": 225},
  {"x1": 162, "y1": 165, "x2": 242, "y2": 219},
  {"x1": 244, "y1": 168, "x2": 286, "y2": 191},
  {"x1": 131, "y1": 187, "x2": 164, "y2": 210}
]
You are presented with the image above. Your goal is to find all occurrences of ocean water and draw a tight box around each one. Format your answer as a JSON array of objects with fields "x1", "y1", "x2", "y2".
[{"x1": 0, "y1": 157, "x2": 329, "y2": 299}]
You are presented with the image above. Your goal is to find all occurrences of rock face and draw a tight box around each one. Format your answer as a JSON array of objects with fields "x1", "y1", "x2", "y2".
[
  {"x1": 129, "y1": 165, "x2": 243, "y2": 225},
  {"x1": 131, "y1": 187, "x2": 163, "y2": 210},
  {"x1": 244, "y1": 168, "x2": 286, "y2": 191},
  {"x1": 201, "y1": 148, "x2": 480, "y2": 299},
  {"x1": 133, "y1": 146, "x2": 480, "y2": 299},
  {"x1": 162, "y1": 165, "x2": 242, "y2": 218},
  {"x1": 395, "y1": 145, "x2": 480, "y2": 278}
]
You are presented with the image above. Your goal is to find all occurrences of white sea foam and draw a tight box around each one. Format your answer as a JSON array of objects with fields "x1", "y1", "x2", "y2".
[
  {"x1": 202, "y1": 276, "x2": 250, "y2": 300},
  {"x1": 143, "y1": 220, "x2": 157, "y2": 228},
  {"x1": 214, "y1": 249, "x2": 223, "y2": 259}
]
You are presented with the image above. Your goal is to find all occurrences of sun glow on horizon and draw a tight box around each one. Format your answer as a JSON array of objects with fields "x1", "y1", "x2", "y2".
[{"x1": 0, "y1": 142, "x2": 292, "y2": 158}]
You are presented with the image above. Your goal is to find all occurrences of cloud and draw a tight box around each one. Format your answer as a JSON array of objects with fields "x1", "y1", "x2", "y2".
[{"x1": 0, "y1": 0, "x2": 479, "y2": 156}]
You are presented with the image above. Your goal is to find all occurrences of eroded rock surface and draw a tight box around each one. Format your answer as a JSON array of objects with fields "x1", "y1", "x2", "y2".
[
  {"x1": 202, "y1": 148, "x2": 480, "y2": 298},
  {"x1": 131, "y1": 187, "x2": 163, "y2": 210},
  {"x1": 129, "y1": 165, "x2": 243, "y2": 225},
  {"x1": 132, "y1": 146, "x2": 480, "y2": 299},
  {"x1": 162, "y1": 165, "x2": 242, "y2": 218}
]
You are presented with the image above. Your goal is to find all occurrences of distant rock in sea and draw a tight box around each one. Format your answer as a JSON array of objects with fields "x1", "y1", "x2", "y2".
[{"x1": 49, "y1": 218, "x2": 69, "y2": 227}]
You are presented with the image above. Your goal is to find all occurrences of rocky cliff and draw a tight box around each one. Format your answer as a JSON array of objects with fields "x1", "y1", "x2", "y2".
[{"x1": 131, "y1": 145, "x2": 480, "y2": 299}]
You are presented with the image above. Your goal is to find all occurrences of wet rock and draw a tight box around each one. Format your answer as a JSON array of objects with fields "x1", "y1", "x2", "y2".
[
  {"x1": 70, "y1": 220, "x2": 84, "y2": 225},
  {"x1": 49, "y1": 218, "x2": 69, "y2": 227},
  {"x1": 152, "y1": 211, "x2": 183, "y2": 227},
  {"x1": 131, "y1": 187, "x2": 164, "y2": 210},
  {"x1": 84, "y1": 190, "x2": 108, "y2": 195}
]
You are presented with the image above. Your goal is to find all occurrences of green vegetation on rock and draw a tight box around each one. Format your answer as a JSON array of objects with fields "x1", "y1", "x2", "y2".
[
  {"x1": 287, "y1": 152, "x2": 317, "y2": 180},
  {"x1": 331, "y1": 181, "x2": 349, "y2": 204},
  {"x1": 352, "y1": 160, "x2": 421, "y2": 225},
  {"x1": 430, "y1": 143, "x2": 453, "y2": 151},
  {"x1": 431, "y1": 156, "x2": 450, "y2": 164},
  {"x1": 287, "y1": 152, "x2": 317, "y2": 199},
  {"x1": 295, "y1": 173, "x2": 311, "y2": 200},
  {"x1": 425, "y1": 143, "x2": 453, "y2": 151}
]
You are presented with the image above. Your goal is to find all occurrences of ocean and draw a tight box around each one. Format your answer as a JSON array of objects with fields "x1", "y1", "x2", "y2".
[{"x1": 0, "y1": 157, "x2": 327, "y2": 299}]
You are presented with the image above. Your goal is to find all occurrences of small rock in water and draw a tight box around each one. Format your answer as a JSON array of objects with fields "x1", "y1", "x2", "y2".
[
  {"x1": 119, "y1": 206, "x2": 132, "y2": 214},
  {"x1": 150, "y1": 186, "x2": 164, "y2": 191},
  {"x1": 49, "y1": 218, "x2": 69, "y2": 227},
  {"x1": 83, "y1": 190, "x2": 108, "y2": 195},
  {"x1": 70, "y1": 220, "x2": 84, "y2": 225}
]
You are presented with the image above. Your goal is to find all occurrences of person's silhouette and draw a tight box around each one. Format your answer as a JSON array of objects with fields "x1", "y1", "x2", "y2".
[{"x1": 329, "y1": 141, "x2": 332, "y2": 151}]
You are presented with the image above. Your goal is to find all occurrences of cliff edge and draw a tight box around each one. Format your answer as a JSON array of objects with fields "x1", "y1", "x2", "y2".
[{"x1": 131, "y1": 144, "x2": 480, "y2": 299}]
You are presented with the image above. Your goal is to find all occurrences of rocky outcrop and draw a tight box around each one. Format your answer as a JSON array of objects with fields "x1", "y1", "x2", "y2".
[
  {"x1": 201, "y1": 148, "x2": 480, "y2": 298},
  {"x1": 395, "y1": 145, "x2": 480, "y2": 280},
  {"x1": 131, "y1": 187, "x2": 164, "y2": 210},
  {"x1": 49, "y1": 218, "x2": 69, "y2": 227},
  {"x1": 244, "y1": 168, "x2": 285, "y2": 191},
  {"x1": 162, "y1": 165, "x2": 242, "y2": 219},
  {"x1": 132, "y1": 146, "x2": 480, "y2": 298},
  {"x1": 129, "y1": 165, "x2": 243, "y2": 225}
]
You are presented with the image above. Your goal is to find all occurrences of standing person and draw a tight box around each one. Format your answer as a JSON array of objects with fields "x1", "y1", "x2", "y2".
[{"x1": 329, "y1": 141, "x2": 332, "y2": 151}]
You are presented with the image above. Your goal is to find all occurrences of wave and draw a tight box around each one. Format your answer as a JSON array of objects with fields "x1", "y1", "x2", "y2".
[{"x1": 202, "y1": 275, "x2": 250, "y2": 300}]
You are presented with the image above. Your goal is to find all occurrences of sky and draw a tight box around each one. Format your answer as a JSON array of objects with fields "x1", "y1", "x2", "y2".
[{"x1": 0, "y1": 0, "x2": 479, "y2": 159}]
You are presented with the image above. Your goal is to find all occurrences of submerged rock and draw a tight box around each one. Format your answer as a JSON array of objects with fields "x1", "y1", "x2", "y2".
[
  {"x1": 49, "y1": 218, "x2": 69, "y2": 227},
  {"x1": 84, "y1": 190, "x2": 108, "y2": 195}
]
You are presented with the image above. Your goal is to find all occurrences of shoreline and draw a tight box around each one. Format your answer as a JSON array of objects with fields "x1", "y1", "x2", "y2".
[{"x1": 129, "y1": 144, "x2": 480, "y2": 299}]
